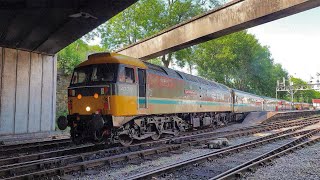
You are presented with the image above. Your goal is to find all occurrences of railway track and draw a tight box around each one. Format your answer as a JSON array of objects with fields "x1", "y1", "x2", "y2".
[
  {"x1": 0, "y1": 138, "x2": 72, "y2": 158},
  {"x1": 263, "y1": 111, "x2": 319, "y2": 124},
  {"x1": 0, "y1": 115, "x2": 316, "y2": 168},
  {"x1": 0, "y1": 113, "x2": 315, "y2": 159},
  {"x1": 0, "y1": 122, "x2": 234, "y2": 159},
  {"x1": 0, "y1": 116, "x2": 318, "y2": 180},
  {"x1": 212, "y1": 131, "x2": 320, "y2": 180},
  {"x1": 127, "y1": 127, "x2": 320, "y2": 180}
]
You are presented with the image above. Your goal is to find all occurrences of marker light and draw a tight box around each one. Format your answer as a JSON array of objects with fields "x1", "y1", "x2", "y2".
[
  {"x1": 77, "y1": 94, "x2": 82, "y2": 100},
  {"x1": 101, "y1": 87, "x2": 108, "y2": 95},
  {"x1": 86, "y1": 106, "x2": 91, "y2": 112},
  {"x1": 69, "y1": 89, "x2": 75, "y2": 96},
  {"x1": 94, "y1": 93, "x2": 99, "y2": 99}
]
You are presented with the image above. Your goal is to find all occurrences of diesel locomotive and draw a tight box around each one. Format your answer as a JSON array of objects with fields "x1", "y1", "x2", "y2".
[{"x1": 57, "y1": 52, "x2": 295, "y2": 146}]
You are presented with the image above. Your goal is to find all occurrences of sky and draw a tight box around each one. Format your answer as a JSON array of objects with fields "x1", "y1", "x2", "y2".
[{"x1": 247, "y1": 6, "x2": 320, "y2": 82}]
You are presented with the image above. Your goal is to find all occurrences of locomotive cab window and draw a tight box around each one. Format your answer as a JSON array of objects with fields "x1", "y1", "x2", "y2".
[
  {"x1": 71, "y1": 70, "x2": 88, "y2": 84},
  {"x1": 124, "y1": 67, "x2": 135, "y2": 83},
  {"x1": 91, "y1": 65, "x2": 114, "y2": 82},
  {"x1": 70, "y1": 64, "x2": 117, "y2": 86}
]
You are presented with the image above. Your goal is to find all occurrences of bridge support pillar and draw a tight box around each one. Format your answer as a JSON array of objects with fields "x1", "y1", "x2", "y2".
[{"x1": 0, "y1": 47, "x2": 57, "y2": 136}]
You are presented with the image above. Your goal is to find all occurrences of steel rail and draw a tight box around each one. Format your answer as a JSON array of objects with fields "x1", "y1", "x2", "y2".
[
  {"x1": 0, "y1": 115, "x2": 317, "y2": 180},
  {"x1": 2, "y1": 120, "x2": 317, "y2": 180},
  {"x1": 0, "y1": 138, "x2": 72, "y2": 158},
  {"x1": 0, "y1": 123, "x2": 232, "y2": 159},
  {"x1": 0, "y1": 116, "x2": 316, "y2": 169},
  {"x1": 0, "y1": 122, "x2": 309, "y2": 172},
  {"x1": 262, "y1": 111, "x2": 320, "y2": 124},
  {"x1": 212, "y1": 130, "x2": 320, "y2": 179},
  {"x1": 0, "y1": 113, "x2": 315, "y2": 159},
  {"x1": 0, "y1": 138, "x2": 71, "y2": 149},
  {"x1": 126, "y1": 128, "x2": 320, "y2": 180}
]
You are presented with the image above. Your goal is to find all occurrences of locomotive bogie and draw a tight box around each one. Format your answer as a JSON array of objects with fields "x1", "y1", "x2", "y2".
[{"x1": 114, "y1": 111, "x2": 241, "y2": 145}]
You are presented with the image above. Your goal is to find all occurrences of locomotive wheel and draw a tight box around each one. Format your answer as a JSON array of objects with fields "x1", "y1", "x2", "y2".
[
  {"x1": 119, "y1": 134, "x2": 133, "y2": 146},
  {"x1": 72, "y1": 134, "x2": 83, "y2": 145},
  {"x1": 151, "y1": 130, "x2": 161, "y2": 140},
  {"x1": 173, "y1": 130, "x2": 180, "y2": 136},
  {"x1": 71, "y1": 128, "x2": 83, "y2": 144},
  {"x1": 93, "y1": 130, "x2": 104, "y2": 143}
]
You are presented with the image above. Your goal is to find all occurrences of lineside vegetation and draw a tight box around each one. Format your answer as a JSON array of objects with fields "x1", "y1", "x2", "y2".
[{"x1": 57, "y1": 0, "x2": 320, "y2": 102}]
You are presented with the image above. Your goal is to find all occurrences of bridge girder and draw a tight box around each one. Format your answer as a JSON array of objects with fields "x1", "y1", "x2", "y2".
[{"x1": 117, "y1": 0, "x2": 320, "y2": 60}]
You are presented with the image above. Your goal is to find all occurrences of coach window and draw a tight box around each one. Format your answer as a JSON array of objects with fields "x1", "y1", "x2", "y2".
[{"x1": 125, "y1": 67, "x2": 135, "y2": 83}]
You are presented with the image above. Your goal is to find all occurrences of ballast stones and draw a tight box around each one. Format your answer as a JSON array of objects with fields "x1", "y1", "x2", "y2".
[{"x1": 208, "y1": 138, "x2": 230, "y2": 149}]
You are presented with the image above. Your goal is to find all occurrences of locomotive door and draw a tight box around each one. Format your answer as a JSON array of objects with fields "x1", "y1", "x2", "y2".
[
  {"x1": 231, "y1": 89, "x2": 235, "y2": 112},
  {"x1": 138, "y1": 69, "x2": 147, "y2": 108}
]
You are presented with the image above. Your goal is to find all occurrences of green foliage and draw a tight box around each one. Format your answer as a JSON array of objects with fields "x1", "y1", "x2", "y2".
[
  {"x1": 57, "y1": 39, "x2": 104, "y2": 74},
  {"x1": 148, "y1": 58, "x2": 164, "y2": 66},
  {"x1": 79, "y1": 0, "x2": 318, "y2": 102},
  {"x1": 195, "y1": 31, "x2": 288, "y2": 98},
  {"x1": 290, "y1": 77, "x2": 320, "y2": 103},
  {"x1": 90, "y1": 0, "x2": 224, "y2": 67},
  {"x1": 175, "y1": 47, "x2": 197, "y2": 74}
]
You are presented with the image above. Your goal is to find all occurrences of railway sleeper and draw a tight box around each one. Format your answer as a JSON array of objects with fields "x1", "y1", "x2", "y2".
[{"x1": 3, "y1": 120, "x2": 316, "y2": 179}]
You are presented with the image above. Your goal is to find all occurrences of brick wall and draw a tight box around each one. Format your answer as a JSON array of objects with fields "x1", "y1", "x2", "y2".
[{"x1": 56, "y1": 70, "x2": 71, "y2": 117}]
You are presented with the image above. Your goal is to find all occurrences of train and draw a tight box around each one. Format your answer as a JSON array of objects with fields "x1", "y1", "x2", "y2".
[
  {"x1": 57, "y1": 52, "x2": 311, "y2": 146},
  {"x1": 293, "y1": 102, "x2": 312, "y2": 110}
]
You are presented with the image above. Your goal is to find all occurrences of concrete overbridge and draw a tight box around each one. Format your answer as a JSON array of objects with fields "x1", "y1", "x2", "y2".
[
  {"x1": 117, "y1": 0, "x2": 320, "y2": 60},
  {"x1": 0, "y1": 0, "x2": 137, "y2": 136}
]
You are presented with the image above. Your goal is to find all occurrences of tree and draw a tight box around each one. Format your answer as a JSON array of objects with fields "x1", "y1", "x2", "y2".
[
  {"x1": 89, "y1": 0, "x2": 224, "y2": 67},
  {"x1": 149, "y1": 57, "x2": 164, "y2": 66},
  {"x1": 195, "y1": 31, "x2": 288, "y2": 97},
  {"x1": 57, "y1": 39, "x2": 104, "y2": 74},
  {"x1": 175, "y1": 47, "x2": 198, "y2": 74},
  {"x1": 290, "y1": 77, "x2": 320, "y2": 103}
]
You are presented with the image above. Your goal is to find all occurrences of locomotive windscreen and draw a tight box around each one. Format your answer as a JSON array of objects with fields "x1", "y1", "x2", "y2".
[{"x1": 70, "y1": 64, "x2": 118, "y2": 86}]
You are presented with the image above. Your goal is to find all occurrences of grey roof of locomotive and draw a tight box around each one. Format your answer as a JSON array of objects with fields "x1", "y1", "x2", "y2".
[{"x1": 144, "y1": 62, "x2": 230, "y2": 92}]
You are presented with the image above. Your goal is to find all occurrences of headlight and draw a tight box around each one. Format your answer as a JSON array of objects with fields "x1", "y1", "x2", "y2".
[
  {"x1": 86, "y1": 106, "x2": 91, "y2": 112},
  {"x1": 77, "y1": 94, "x2": 82, "y2": 100},
  {"x1": 94, "y1": 93, "x2": 99, "y2": 99}
]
